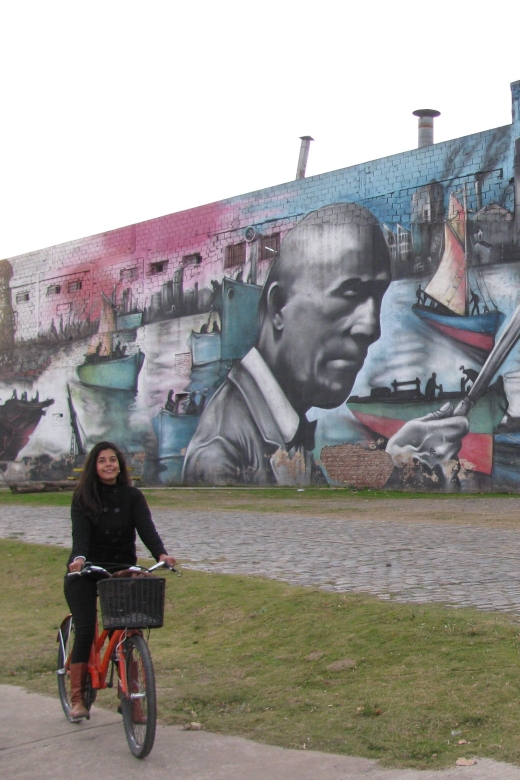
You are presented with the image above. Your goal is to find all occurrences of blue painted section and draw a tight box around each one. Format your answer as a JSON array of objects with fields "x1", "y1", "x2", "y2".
[{"x1": 226, "y1": 123, "x2": 516, "y2": 240}]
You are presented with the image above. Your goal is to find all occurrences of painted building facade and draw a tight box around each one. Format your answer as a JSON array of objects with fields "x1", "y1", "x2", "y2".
[{"x1": 2, "y1": 80, "x2": 520, "y2": 491}]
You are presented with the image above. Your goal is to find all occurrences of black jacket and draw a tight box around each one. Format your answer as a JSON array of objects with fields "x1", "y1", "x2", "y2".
[{"x1": 68, "y1": 484, "x2": 167, "y2": 570}]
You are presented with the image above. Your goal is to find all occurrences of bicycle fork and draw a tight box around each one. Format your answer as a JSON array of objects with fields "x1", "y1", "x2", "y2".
[{"x1": 116, "y1": 632, "x2": 129, "y2": 700}]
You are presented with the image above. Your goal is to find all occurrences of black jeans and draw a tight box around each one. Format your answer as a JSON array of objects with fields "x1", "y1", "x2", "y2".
[{"x1": 64, "y1": 575, "x2": 98, "y2": 664}]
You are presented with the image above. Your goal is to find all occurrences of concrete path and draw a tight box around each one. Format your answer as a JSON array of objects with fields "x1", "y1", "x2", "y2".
[
  {"x1": 2, "y1": 685, "x2": 520, "y2": 780},
  {"x1": 3, "y1": 504, "x2": 520, "y2": 614}
]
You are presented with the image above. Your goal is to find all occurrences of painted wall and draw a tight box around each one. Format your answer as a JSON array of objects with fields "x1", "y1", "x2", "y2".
[{"x1": 2, "y1": 81, "x2": 520, "y2": 492}]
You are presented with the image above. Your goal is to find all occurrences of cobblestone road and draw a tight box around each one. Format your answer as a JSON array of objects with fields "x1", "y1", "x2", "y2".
[{"x1": 3, "y1": 505, "x2": 520, "y2": 615}]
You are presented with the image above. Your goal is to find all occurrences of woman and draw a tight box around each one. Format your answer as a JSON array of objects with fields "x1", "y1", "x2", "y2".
[{"x1": 64, "y1": 441, "x2": 176, "y2": 720}]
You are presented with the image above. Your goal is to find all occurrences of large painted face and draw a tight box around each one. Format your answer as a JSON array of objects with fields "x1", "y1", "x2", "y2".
[
  {"x1": 276, "y1": 221, "x2": 390, "y2": 411},
  {"x1": 96, "y1": 448, "x2": 120, "y2": 485}
]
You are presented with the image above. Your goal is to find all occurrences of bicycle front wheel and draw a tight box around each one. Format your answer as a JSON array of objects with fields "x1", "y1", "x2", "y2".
[
  {"x1": 57, "y1": 615, "x2": 74, "y2": 718},
  {"x1": 121, "y1": 633, "x2": 157, "y2": 758}
]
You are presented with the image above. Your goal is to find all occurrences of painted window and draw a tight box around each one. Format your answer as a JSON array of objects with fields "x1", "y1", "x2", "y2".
[
  {"x1": 224, "y1": 242, "x2": 246, "y2": 269},
  {"x1": 259, "y1": 234, "x2": 280, "y2": 261},
  {"x1": 120, "y1": 267, "x2": 139, "y2": 281},
  {"x1": 68, "y1": 280, "x2": 82, "y2": 292},
  {"x1": 183, "y1": 253, "x2": 202, "y2": 266},
  {"x1": 149, "y1": 260, "x2": 168, "y2": 275},
  {"x1": 47, "y1": 284, "x2": 61, "y2": 295},
  {"x1": 16, "y1": 291, "x2": 30, "y2": 303}
]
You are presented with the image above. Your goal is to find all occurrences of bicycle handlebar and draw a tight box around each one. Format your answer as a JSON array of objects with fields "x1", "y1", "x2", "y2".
[{"x1": 67, "y1": 561, "x2": 177, "y2": 577}]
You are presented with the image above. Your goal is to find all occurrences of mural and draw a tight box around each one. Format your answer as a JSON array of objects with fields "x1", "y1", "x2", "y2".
[{"x1": 2, "y1": 81, "x2": 520, "y2": 493}]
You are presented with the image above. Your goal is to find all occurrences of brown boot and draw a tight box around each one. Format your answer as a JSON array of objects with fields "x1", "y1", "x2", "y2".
[{"x1": 69, "y1": 663, "x2": 89, "y2": 720}]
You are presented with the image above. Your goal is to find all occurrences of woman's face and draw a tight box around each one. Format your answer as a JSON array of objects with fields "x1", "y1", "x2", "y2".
[{"x1": 96, "y1": 448, "x2": 120, "y2": 485}]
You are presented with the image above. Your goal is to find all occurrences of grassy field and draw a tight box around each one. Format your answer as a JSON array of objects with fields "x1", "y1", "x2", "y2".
[
  {"x1": 0, "y1": 484, "x2": 518, "y2": 513},
  {"x1": 3, "y1": 537, "x2": 520, "y2": 770}
]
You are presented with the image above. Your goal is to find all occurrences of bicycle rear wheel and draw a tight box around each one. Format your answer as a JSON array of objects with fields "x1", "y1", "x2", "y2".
[
  {"x1": 57, "y1": 616, "x2": 74, "y2": 718},
  {"x1": 121, "y1": 633, "x2": 157, "y2": 758}
]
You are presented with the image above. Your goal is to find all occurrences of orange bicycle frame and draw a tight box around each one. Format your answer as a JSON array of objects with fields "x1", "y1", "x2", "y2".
[{"x1": 87, "y1": 621, "x2": 139, "y2": 695}]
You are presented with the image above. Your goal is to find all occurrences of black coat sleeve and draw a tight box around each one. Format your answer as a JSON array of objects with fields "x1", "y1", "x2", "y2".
[
  {"x1": 131, "y1": 489, "x2": 168, "y2": 561},
  {"x1": 70, "y1": 500, "x2": 92, "y2": 561}
]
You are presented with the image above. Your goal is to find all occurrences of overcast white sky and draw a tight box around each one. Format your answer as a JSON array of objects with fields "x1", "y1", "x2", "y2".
[{"x1": 1, "y1": 0, "x2": 519, "y2": 260}]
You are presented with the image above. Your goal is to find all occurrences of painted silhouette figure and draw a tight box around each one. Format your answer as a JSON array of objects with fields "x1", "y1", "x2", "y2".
[
  {"x1": 165, "y1": 389, "x2": 175, "y2": 412},
  {"x1": 425, "y1": 372, "x2": 441, "y2": 400},
  {"x1": 460, "y1": 365, "x2": 479, "y2": 393}
]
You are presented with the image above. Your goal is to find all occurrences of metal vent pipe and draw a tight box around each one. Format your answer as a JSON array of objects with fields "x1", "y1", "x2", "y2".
[
  {"x1": 296, "y1": 136, "x2": 314, "y2": 179},
  {"x1": 412, "y1": 109, "x2": 440, "y2": 148}
]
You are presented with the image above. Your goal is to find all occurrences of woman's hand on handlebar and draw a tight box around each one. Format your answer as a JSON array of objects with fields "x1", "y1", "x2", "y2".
[
  {"x1": 158, "y1": 553, "x2": 176, "y2": 568},
  {"x1": 68, "y1": 557, "x2": 86, "y2": 573}
]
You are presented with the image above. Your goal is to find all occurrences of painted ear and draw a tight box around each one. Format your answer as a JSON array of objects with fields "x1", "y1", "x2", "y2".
[{"x1": 266, "y1": 282, "x2": 285, "y2": 331}]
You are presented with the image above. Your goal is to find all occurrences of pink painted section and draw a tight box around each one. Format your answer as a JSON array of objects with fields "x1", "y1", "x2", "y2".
[
  {"x1": 429, "y1": 321, "x2": 494, "y2": 352},
  {"x1": 351, "y1": 411, "x2": 493, "y2": 475},
  {"x1": 458, "y1": 434, "x2": 493, "y2": 475}
]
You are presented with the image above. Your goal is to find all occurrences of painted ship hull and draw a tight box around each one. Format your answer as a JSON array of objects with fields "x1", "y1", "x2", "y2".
[
  {"x1": 153, "y1": 408, "x2": 200, "y2": 460},
  {"x1": 188, "y1": 331, "x2": 221, "y2": 366},
  {"x1": 412, "y1": 305, "x2": 505, "y2": 353},
  {"x1": 0, "y1": 398, "x2": 54, "y2": 460},
  {"x1": 77, "y1": 349, "x2": 145, "y2": 391},
  {"x1": 214, "y1": 277, "x2": 263, "y2": 361},
  {"x1": 116, "y1": 312, "x2": 143, "y2": 330},
  {"x1": 347, "y1": 385, "x2": 507, "y2": 475}
]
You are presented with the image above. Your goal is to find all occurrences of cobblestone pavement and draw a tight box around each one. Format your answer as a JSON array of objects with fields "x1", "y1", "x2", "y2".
[{"x1": 3, "y1": 505, "x2": 520, "y2": 615}]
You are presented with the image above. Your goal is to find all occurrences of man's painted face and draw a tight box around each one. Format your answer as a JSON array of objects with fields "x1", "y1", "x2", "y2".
[{"x1": 276, "y1": 221, "x2": 390, "y2": 411}]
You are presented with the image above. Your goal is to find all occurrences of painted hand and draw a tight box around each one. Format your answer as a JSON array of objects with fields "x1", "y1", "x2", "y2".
[{"x1": 385, "y1": 402, "x2": 469, "y2": 476}]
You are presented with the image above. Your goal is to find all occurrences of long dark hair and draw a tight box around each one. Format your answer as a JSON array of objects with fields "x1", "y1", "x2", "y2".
[{"x1": 73, "y1": 441, "x2": 131, "y2": 518}]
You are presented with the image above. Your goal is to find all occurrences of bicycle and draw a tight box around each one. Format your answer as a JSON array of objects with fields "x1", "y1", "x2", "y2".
[{"x1": 57, "y1": 560, "x2": 174, "y2": 758}]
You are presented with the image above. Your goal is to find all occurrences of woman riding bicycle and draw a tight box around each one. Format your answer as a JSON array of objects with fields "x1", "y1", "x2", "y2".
[{"x1": 64, "y1": 441, "x2": 176, "y2": 721}]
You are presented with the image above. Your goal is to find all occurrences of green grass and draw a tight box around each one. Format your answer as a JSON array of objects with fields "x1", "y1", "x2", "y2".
[
  {"x1": 3, "y1": 538, "x2": 520, "y2": 770},
  {"x1": 0, "y1": 484, "x2": 518, "y2": 511}
]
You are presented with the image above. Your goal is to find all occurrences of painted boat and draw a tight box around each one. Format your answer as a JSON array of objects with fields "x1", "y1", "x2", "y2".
[
  {"x1": 153, "y1": 407, "x2": 200, "y2": 459},
  {"x1": 153, "y1": 276, "x2": 262, "y2": 463},
  {"x1": 77, "y1": 294, "x2": 145, "y2": 391},
  {"x1": 77, "y1": 349, "x2": 145, "y2": 391},
  {"x1": 412, "y1": 193, "x2": 504, "y2": 355},
  {"x1": 188, "y1": 330, "x2": 221, "y2": 366},
  {"x1": 412, "y1": 307, "x2": 504, "y2": 352},
  {"x1": 213, "y1": 277, "x2": 263, "y2": 361},
  {"x1": 116, "y1": 311, "x2": 143, "y2": 330},
  {"x1": 0, "y1": 395, "x2": 54, "y2": 460},
  {"x1": 347, "y1": 382, "x2": 507, "y2": 475}
]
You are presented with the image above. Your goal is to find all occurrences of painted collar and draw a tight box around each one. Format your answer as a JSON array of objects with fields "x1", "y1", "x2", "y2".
[{"x1": 241, "y1": 348, "x2": 300, "y2": 445}]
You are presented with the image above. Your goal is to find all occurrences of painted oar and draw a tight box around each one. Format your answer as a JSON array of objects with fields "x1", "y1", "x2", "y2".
[{"x1": 453, "y1": 302, "x2": 520, "y2": 417}]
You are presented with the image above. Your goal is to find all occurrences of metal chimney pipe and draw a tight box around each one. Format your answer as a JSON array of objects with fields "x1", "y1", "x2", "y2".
[
  {"x1": 296, "y1": 135, "x2": 314, "y2": 179},
  {"x1": 412, "y1": 109, "x2": 440, "y2": 148}
]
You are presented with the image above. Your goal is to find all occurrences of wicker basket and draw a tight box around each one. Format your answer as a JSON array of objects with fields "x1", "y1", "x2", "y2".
[{"x1": 98, "y1": 577, "x2": 166, "y2": 629}]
